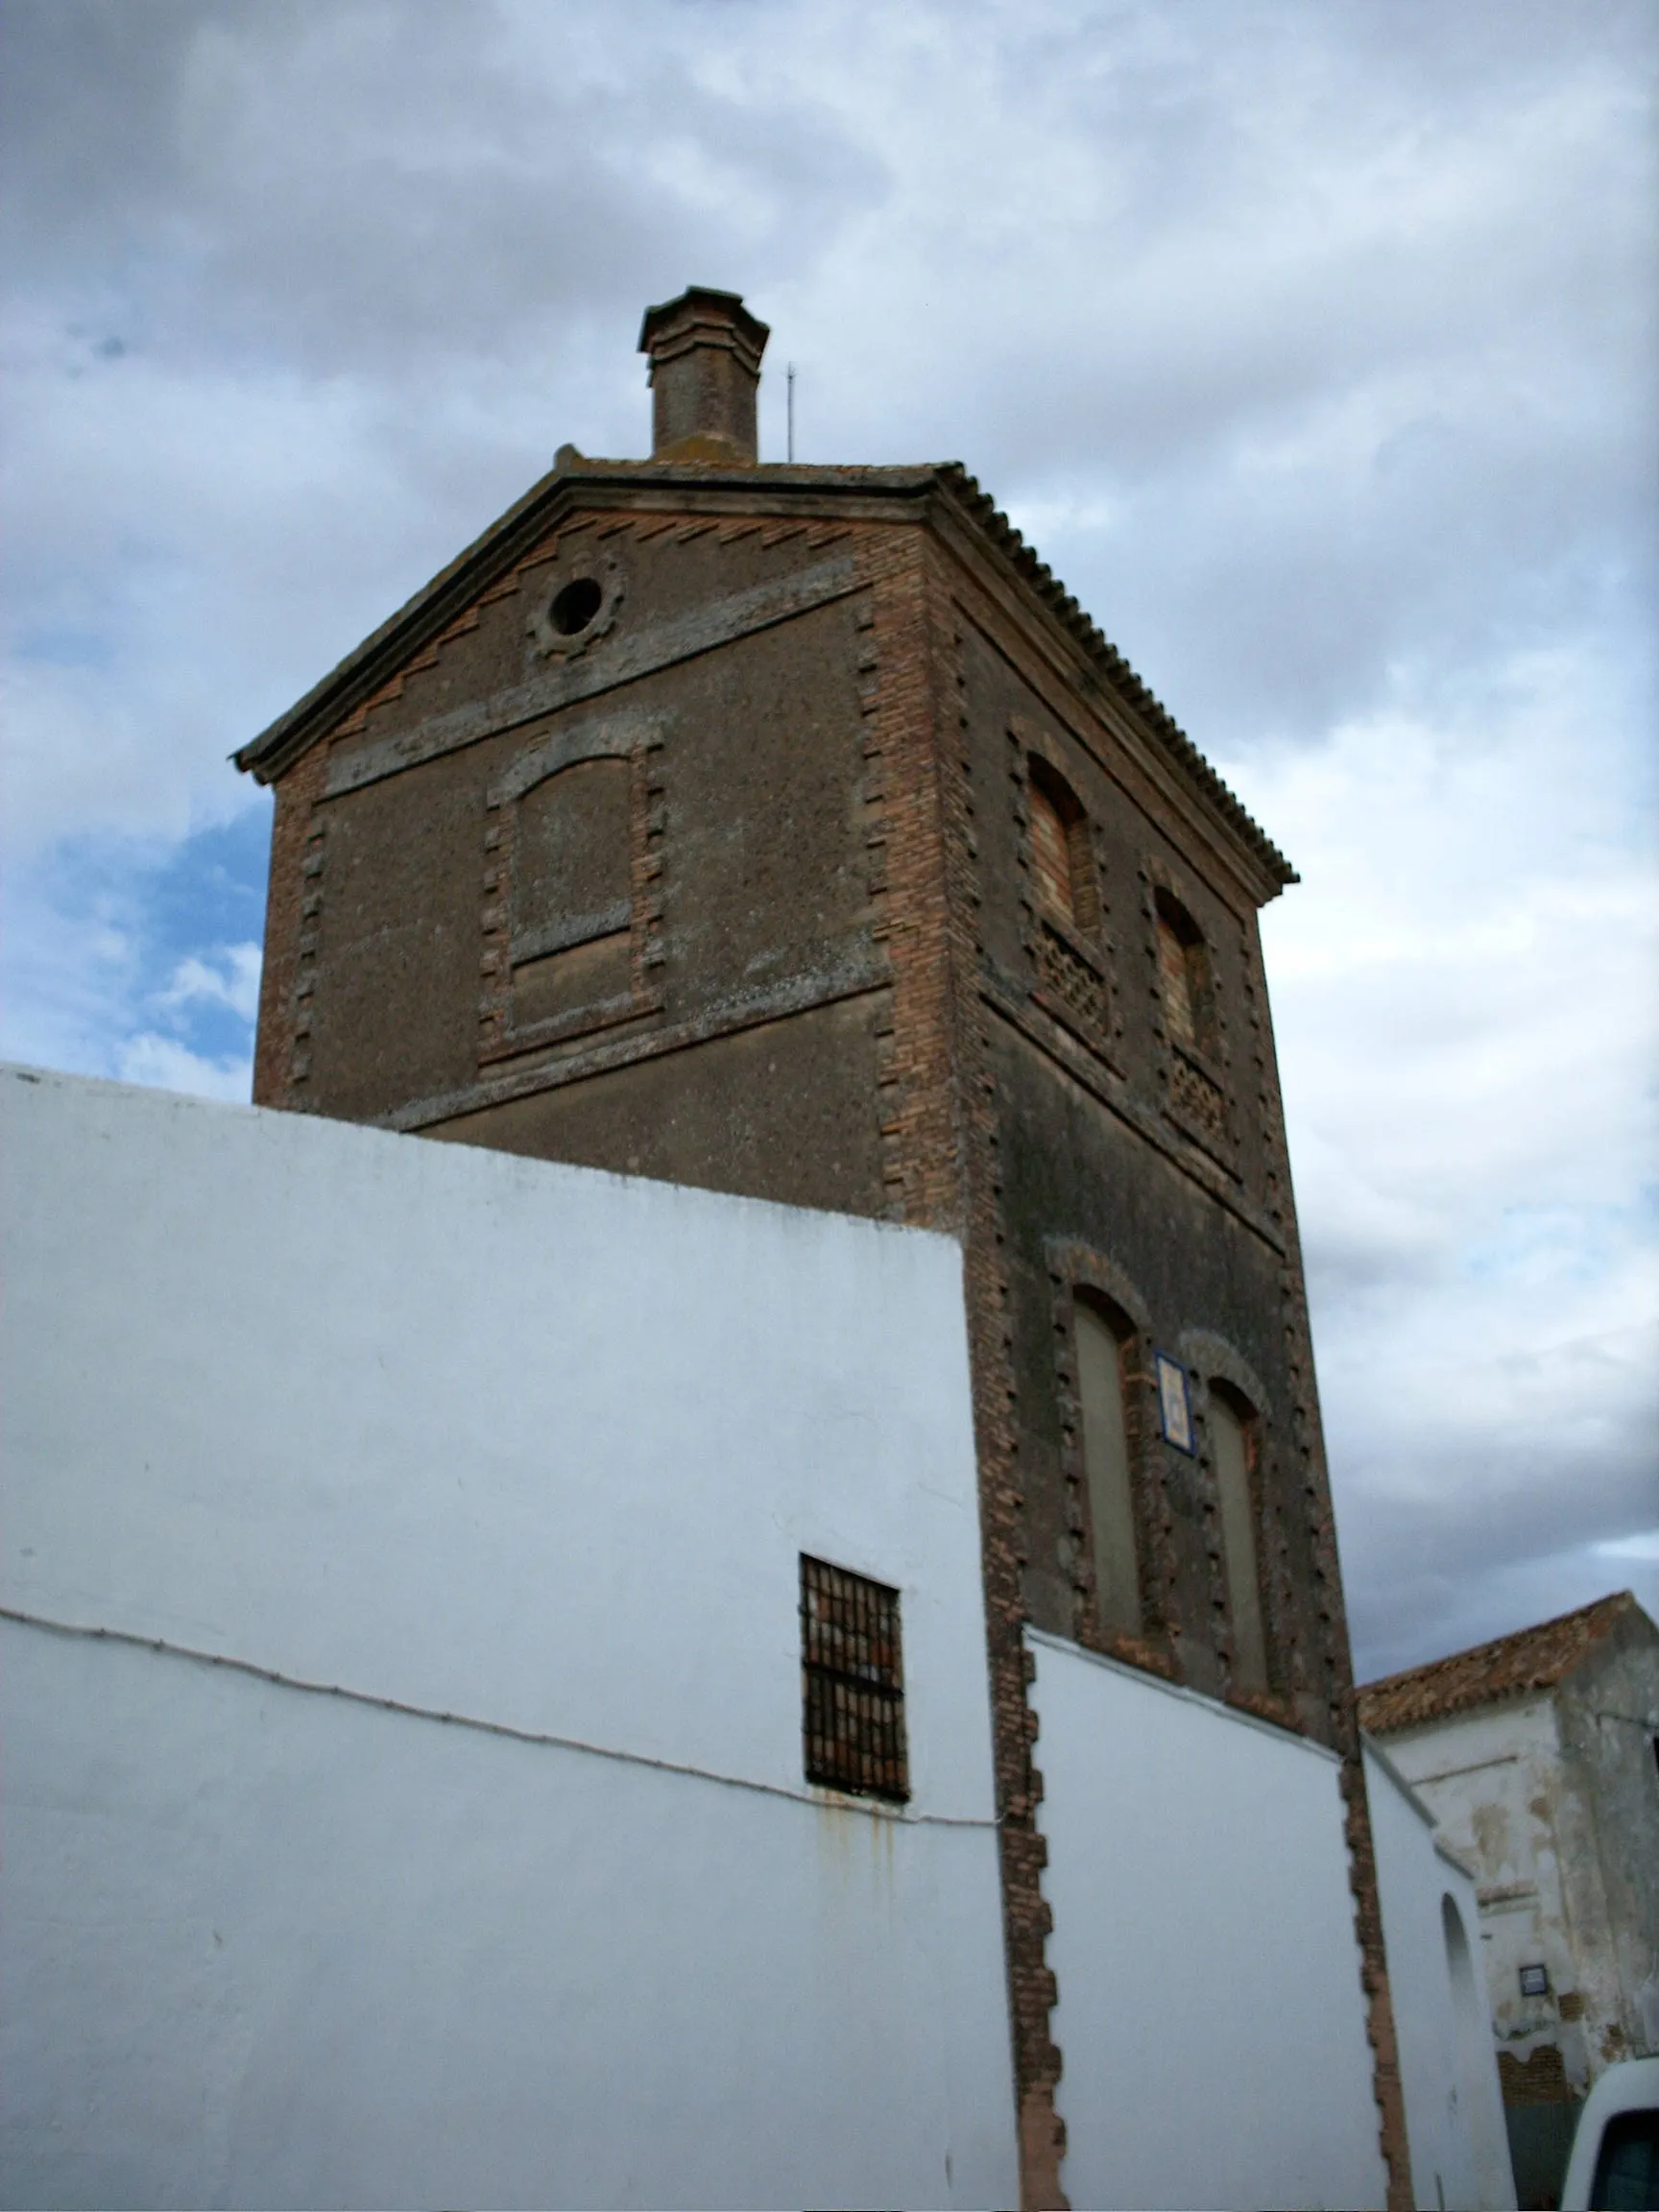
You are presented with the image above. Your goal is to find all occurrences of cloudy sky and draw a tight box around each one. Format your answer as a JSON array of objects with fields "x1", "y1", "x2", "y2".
[{"x1": 2, "y1": 0, "x2": 1654, "y2": 1678}]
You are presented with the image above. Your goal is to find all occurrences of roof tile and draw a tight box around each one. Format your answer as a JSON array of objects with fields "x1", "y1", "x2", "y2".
[{"x1": 1357, "y1": 1591, "x2": 1642, "y2": 1735}]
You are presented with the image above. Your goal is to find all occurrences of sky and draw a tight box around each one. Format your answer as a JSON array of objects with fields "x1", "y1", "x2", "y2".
[{"x1": 2, "y1": 0, "x2": 1654, "y2": 1680}]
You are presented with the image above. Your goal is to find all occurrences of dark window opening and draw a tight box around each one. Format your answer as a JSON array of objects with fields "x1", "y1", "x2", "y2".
[
  {"x1": 1028, "y1": 759, "x2": 1098, "y2": 935},
  {"x1": 1154, "y1": 889, "x2": 1214, "y2": 1056},
  {"x1": 801, "y1": 1554, "x2": 909, "y2": 1803},
  {"x1": 550, "y1": 576, "x2": 604, "y2": 636}
]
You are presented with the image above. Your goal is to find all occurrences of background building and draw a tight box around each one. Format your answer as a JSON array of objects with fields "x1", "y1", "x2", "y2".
[{"x1": 1360, "y1": 1593, "x2": 1659, "y2": 2206}]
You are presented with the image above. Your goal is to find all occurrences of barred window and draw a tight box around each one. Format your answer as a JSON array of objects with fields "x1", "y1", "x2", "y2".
[{"x1": 800, "y1": 1555, "x2": 909, "y2": 1802}]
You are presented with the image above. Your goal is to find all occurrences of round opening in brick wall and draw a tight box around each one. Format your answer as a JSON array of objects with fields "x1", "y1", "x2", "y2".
[
  {"x1": 550, "y1": 577, "x2": 604, "y2": 636},
  {"x1": 524, "y1": 557, "x2": 624, "y2": 659}
]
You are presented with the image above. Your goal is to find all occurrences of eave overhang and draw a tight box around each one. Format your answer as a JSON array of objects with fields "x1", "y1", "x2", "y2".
[{"x1": 234, "y1": 455, "x2": 1296, "y2": 895}]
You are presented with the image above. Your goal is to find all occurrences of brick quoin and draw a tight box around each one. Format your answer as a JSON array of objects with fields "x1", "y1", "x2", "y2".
[{"x1": 252, "y1": 744, "x2": 325, "y2": 1110}]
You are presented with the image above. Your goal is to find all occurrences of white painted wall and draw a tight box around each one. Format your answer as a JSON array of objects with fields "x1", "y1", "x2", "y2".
[
  {"x1": 1380, "y1": 1699, "x2": 1582, "y2": 2085},
  {"x1": 0, "y1": 1065, "x2": 1018, "y2": 2212},
  {"x1": 1365, "y1": 1743, "x2": 1516, "y2": 2208},
  {"x1": 1030, "y1": 1629, "x2": 1389, "y2": 2212}
]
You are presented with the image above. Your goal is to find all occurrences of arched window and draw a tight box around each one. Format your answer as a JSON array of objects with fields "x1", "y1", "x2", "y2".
[
  {"x1": 511, "y1": 756, "x2": 632, "y2": 1030},
  {"x1": 1154, "y1": 889, "x2": 1213, "y2": 1056},
  {"x1": 1028, "y1": 760, "x2": 1097, "y2": 935},
  {"x1": 1074, "y1": 1295, "x2": 1142, "y2": 1639},
  {"x1": 1209, "y1": 1385, "x2": 1268, "y2": 1693}
]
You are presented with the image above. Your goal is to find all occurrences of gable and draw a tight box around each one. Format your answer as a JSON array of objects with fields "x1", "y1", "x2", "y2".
[
  {"x1": 1358, "y1": 1591, "x2": 1647, "y2": 1734},
  {"x1": 234, "y1": 459, "x2": 1294, "y2": 898},
  {"x1": 319, "y1": 515, "x2": 864, "y2": 805}
]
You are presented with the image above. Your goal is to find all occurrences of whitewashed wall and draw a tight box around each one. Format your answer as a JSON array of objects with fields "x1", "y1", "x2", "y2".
[
  {"x1": 1379, "y1": 1697, "x2": 1604, "y2": 2090},
  {"x1": 1030, "y1": 1629, "x2": 1389, "y2": 2212},
  {"x1": 1365, "y1": 1743, "x2": 1516, "y2": 2208},
  {"x1": 0, "y1": 1066, "x2": 1018, "y2": 2212}
]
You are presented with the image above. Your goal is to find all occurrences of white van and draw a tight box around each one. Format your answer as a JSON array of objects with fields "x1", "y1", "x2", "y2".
[{"x1": 1559, "y1": 2056, "x2": 1659, "y2": 2210}]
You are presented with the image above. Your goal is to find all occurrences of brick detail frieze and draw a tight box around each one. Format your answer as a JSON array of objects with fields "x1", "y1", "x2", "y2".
[
  {"x1": 975, "y1": 975, "x2": 1288, "y2": 1259},
  {"x1": 324, "y1": 527, "x2": 861, "y2": 802}
]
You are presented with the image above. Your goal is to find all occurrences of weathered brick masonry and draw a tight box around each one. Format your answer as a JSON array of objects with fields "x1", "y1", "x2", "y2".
[{"x1": 238, "y1": 290, "x2": 1411, "y2": 2211}]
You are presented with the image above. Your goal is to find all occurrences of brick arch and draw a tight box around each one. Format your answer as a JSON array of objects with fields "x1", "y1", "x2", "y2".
[
  {"x1": 488, "y1": 713, "x2": 640, "y2": 807},
  {"x1": 1046, "y1": 1238, "x2": 1154, "y2": 1338},
  {"x1": 1175, "y1": 1329, "x2": 1271, "y2": 1423}
]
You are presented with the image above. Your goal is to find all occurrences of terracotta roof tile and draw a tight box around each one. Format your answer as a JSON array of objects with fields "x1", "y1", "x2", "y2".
[{"x1": 1358, "y1": 1591, "x2": 1640, "y2": 1734}]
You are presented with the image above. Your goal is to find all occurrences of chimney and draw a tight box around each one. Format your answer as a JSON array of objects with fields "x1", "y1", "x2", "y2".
[{"x1": 637, "y1": 287, "x2": 769, "y2": 466}]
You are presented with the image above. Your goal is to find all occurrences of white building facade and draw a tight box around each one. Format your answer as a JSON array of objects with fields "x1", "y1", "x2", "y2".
[
  {"x1": 1361, "y1": 1599, "x2": 1659, "y2": 2209},
  {"x1": 1, "y1": 1066, "x2": 1508, "y2": 2209},
  {"x1": 2, "y1": 1066, "x2": 1018, "y2": 2211}
]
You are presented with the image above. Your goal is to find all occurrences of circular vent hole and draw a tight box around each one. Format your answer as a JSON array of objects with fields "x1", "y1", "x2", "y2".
[{"x1": 550, "y1": 577, "x2": 604, "y2": 636}]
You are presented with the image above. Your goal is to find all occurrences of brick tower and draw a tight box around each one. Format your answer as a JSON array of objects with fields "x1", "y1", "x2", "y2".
[{"x1": 238, "y1": 287, "x2": 1409, "y2": 2209}]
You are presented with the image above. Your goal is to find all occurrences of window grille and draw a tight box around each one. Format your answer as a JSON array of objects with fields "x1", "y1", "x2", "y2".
[{"x1": 800, "y1": 1555, "x2": 909, "y2": 1802}]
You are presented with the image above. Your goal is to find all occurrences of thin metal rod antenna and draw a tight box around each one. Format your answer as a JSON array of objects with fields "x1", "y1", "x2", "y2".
[{"x1": 786, "y1": 362, "x2": 796, "y2": 464}]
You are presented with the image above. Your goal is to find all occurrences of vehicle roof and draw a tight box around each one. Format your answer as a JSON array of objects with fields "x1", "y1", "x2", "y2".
[{"x1": 1559, "y1": 2056, "x2": 1659, "y2": 2212}]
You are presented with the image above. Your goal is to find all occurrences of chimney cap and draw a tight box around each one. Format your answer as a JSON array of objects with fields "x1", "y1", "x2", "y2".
[{"x1": 637, "y1": 286, "x2": 770, "y2": 372}]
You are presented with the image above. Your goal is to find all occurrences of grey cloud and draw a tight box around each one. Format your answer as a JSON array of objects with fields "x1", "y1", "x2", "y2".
[
  {"x1": 1349, "y1": 1547, "x2": 1657, "y2": 1687},
  {"x1": 0, "y1": 0, "x2": 226, "y2": 249},
  {"x1": 1344, "y1": 1452, "x2": 1659, "y2": 1682},
  {"x1": 1, "y1": 0, "x2": 887, "y2": 383},
  {"x1": 2, "y1": 0, "x2": 1653, "y2": 1683},
  {"x1": 766, "y1": 6, "x2": 1654, "y2": 746}
]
